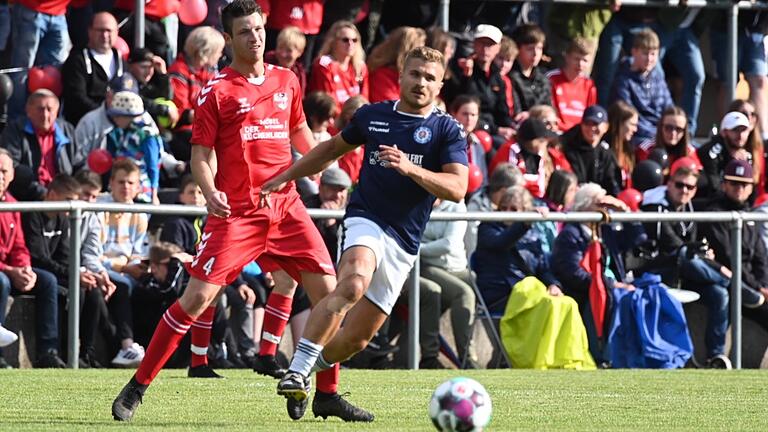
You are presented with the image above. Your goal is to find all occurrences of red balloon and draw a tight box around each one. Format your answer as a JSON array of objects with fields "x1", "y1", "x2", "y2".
[
  {"x1": 473, "y1": 130, "x2": 493, "y2": 153},
  {"x1": 617, "y1": 188, "x2": 643, "y2": 212},
  {"x1": 113, "y1": 36, "x2": 130, "y2": 61},
  {"x1": 669, "y1": 156, "x2": 703, "y2": 176},
  {"x1": 27, "y1": 65, "x2": 62, "y2": 96},
  {"x1": 87, "y1": 149, "x2": 113, "y2": 175},
  {"x1": 178, "y1": 0, "x2": 208, "y2": 25},
  {"x1": 467, "y1": 163, "x2": 483, "y2": 194}
]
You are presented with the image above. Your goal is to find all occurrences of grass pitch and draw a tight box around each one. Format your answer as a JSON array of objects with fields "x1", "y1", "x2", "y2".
[{"x1": 0, "y1": 369, "x2": 765, "y2": 431}]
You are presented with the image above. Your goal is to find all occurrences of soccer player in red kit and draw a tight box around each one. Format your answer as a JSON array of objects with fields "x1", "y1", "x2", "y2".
[{"x1": 111, "y1": 0, "x2": 369, "y2": 422}]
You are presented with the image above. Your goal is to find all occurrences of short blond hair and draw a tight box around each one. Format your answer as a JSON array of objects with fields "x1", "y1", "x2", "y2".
[
  {"x1": 277, "y1": 26, "x2": 306, "y2": 53},
  {"x1": 184, "y1": 26, "x2": 225, "y2": 65},
  {"x1": 633, "y1": 28, "x2": 660, "y2": 51},
  {"x1": 403, "y1": 46, "x2": 445, "y2": 70},
  {"x1": 498, "y1": 36, "x2": 518, "y2": 61}
]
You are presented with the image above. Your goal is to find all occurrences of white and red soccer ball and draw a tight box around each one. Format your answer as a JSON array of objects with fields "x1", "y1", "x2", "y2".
[{"x1": 429, "y1": 377, "x2": 492, "y2": 431}]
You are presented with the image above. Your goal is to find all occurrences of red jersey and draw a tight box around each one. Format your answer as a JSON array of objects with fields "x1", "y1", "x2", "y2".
[
  {"x1": 191, "y1": 65, "x2": 306, "y2": 214},
  {"x1": 548, "y1": 69, "x2": 597, "y2": 132},
  {"x1": 369, "y1": 66, "x2": 399, "y2": 103},
  {"x1": 18, "y1": 0, "x2": 71, "y2": 15},
  {"x1": 168, "y1": 55, "x2": 217, "y2": 131},
  {"x1": 309, "y1": 55, "x2": 369, "y2": 110},
  {"x1": 0, "y1": 193, "x2": 32, "y2": 271},
  {"x1": 257, "y1": 0, "x2": 324, "y2": 34},
  {"x1": 490, "y1": 140, "x2": 572, "y2": 198},
  {"x1": 113, "y1": 0, "x2": 180, "y2": 19}
]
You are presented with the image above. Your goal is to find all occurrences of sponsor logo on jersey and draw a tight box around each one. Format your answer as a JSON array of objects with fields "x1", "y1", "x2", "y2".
[
  {"x1": 413, "y1": 126, "x2": 432, "y2": 144},
  {"x1": 369, "y1": 150, "x2": 424, "y2": 167},
  {"x1": 241, "y1": 125, "x2": 289, "y2": 141},
  {"x1": 273, "y1": 92, "x2": 288, "y2": 110}
]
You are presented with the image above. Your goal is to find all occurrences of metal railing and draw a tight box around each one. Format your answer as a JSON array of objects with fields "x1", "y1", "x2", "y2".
[{"x1": 0, "y1": 201, "x2": 763, "y2": 369}]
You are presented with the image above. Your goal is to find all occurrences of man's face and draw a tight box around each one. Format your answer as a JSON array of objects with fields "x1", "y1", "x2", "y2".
[
  {"x1": 225, "y1": 12, "x2": 265, "y2": 64},
  {"x1": 473, "y1": 38, "x2": 500, "y2": 66},
  {"x1": 319, "y1": 183, "x2": 348, "y2": 207},
  {"x1": 453, "y1": 102, "x2": 479, "y2": 132},
  {"x1": 26, "y1": 96, "x2": 59, "y2": 133},
  {"x1": 129, "y1": 61, "x2": 154, "y2": 84},
  {"x1": 89, "y1": 13, "x2": 118, "y2": 53},
  {"x1": 150, "y1": 258, "x2": 169, "y2": 282},
  {"x1": 666, "y1": 173, "x2": 698, "y2": 207},
  {"x1": 0, "y1": 154, "x2": 14, "y2": 196},
  {"x1": 109, "y1": 169, "x2": 140, "y2": 203},
  {"x1": 517, "y1": 42, "x2": 543, "y2": 68},
  {"x1": 580, "y1": 120, "x2": 608, "y2": 147},
  {"x1": 46, "y1": 188, "x2": 79, "y2": 216},
  {"x1": 564, "y1": 51, "x2": 591, "y2": 76},
  {"x1": 399, "y1": 58, "x2": 444, "y2": 110},
  {"x1": 723, "y1": 126, "x2": 750, "y2": 149},
  {"x1": 631, "y1": 47, "x2": 659, "y2": 73},
  {"x1": 79, "y1": 186, "x2": 100, "y2": 202},
  {"x1": 723, "y1": 179, "x2": 753, "y2": 204},
  {"x1": 179, "y1": 183, "x2": 206, "y2": 207}
]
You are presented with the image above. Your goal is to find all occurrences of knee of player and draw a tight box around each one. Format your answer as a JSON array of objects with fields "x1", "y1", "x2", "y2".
[{"x1": 338, "y1": 273, "x2": 369, "y2": 303}]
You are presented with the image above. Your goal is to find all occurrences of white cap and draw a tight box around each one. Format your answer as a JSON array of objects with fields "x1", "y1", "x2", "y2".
[
  {"x1": 720, "y1": 111, "x2": 750, "y2": 131},
  {"x1": 473, "y1": 24, "x2": 502, "y2": 44},
  {"x1": 108, "y1": 91, "x2": 145, "y2": 117}
]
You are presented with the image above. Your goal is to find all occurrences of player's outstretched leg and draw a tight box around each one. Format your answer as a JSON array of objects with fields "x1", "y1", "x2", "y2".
[
  {"x1": 254, "y1": 273, "x2": 296, "y2": 378},
  {"x1": 313, "y1": 364, "x2": 373, "y2": 422}
]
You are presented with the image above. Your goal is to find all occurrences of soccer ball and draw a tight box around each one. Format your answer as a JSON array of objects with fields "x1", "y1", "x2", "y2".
[{"x1": 429, "y1": 377, "x2": 492, "y2": 431}]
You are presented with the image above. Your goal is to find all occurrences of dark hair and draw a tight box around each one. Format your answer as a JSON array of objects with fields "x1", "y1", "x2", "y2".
[
  {"x1": 511, "y1": 24, "x2": 546, "y2": 47},
  {"x1": 727, "y1": 99, "x2": 764, "y2": 184},
  {"x1": 545, "y1": 170, "x2": 578, "y2": 206},
  {"x1": 303, "y1": 91, "x2": 338, "y2": 126},
  {"x1": 607, "y1": 100, "x2": 638, "y2": 174},
  {"x1": 149, "y1": 241, "x2": 182, "y2": 263},
  {"x1": 653, "y1": 105, "x2": 690, "y2": 159},
  {"x1": 178, "y1": 174, "x2": 197, "y2": 195},
  {"x1": 488, "y1": 163, "x2": 523, "y2": 193},
  {"x1": 111, "y1": 158, "x2": 140, "y2": 177},
  {"x1": 74, "y1": 169, "x2": 102, "y2": 190},
  {"x1": 47, "y1": 174, "x2": 81, "y2": 197},
  {"x1": 221, "y1": 0, "x2": 262, "y2": 36},
  {"x1": 449, "y1": 94, "x2": 480, "y2": 114}
]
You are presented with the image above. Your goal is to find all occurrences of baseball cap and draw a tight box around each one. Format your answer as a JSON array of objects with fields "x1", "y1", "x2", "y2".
[
  {"x1": 108, "y1": 73, "x2": 139, "y2": 94},
  {"x1": 582, "y1": 105, "x2": 608, "y2": 124},
  {"x1": 473, "y1": 24, "x2": 502, "y2": 44},
  {"x1": 320, "y1": 167, "x2": 352, "y2": 189},
  {"x1": 108, "y1": 91, "x2": 145, "y2": 117},
  {"x1": 517, "y1": 118, "x2": 557, "y2": 142},
  {"x1": 720, "y1": 111, "x2": 750, "y2": 131},
  {"x1": 723, "y1": 159, "x2": 754, "y2": 184},
  {"x1": 128, "y1": 47, "x2": 154, "y2": 64}
]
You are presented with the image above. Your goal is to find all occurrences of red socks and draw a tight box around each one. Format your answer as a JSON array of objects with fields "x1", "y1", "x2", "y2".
[
  {"x1": 316, "y1": 363, "x2": 339, "y2": 394},
  {"x1": 190, "y1": 306, "x2": 215, "y2": 367},
  {"x1": 135, "y1": 301, "x2": 194, "y2": 385},
  {"x1": 259, "y1": 293, "x2": 292, "y2": 356}
]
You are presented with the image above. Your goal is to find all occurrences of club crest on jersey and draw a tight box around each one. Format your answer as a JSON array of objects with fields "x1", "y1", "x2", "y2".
[
  {"x1": 273, "y1": 92, "x2": 288, "y2": 110},
  {"x1": 413, "y1": 126, "x2": 432, "y2": 144}
]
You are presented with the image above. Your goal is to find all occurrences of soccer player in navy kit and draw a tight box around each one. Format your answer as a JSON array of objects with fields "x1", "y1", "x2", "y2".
[{"x1": 262, "y1": 46, "x2": 469, "y2": 421}]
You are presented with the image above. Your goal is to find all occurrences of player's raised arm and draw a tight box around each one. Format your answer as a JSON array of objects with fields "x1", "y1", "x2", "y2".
[
  {"x1": 378, "y1": 144, "x2": 468, "y2": 202},
  {"x1": 262, "y1": 133, "x2": 358, "y2": 193},
  {"x1": 191, "y1": 144, "x2": 231, "y2": 218}
]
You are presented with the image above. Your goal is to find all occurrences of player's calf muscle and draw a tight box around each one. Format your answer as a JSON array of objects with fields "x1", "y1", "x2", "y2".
[{"x1": 178, "y1": 277, "x2": 222, "y2": 316}]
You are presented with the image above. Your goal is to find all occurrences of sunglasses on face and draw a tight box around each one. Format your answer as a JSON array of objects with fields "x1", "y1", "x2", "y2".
[
  {"x1": 339, "y1": 37, "x2": 358, "y2": 44},
  {"x1": 673, "y1": 181, "x2": 697, "y2": 191},
  {"x1": 662, "y1": 124, "x2": 686, "y2": 134}
]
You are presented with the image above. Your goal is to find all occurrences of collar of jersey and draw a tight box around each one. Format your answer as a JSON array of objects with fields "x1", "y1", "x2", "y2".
[{"x1": 393, "y1": 100, "x2": 434, "y2": 118}]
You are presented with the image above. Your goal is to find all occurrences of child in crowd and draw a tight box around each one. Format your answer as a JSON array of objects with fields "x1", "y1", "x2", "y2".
[
  {"x1": 510, "y1": 24, "x2": 552, "y2": 121},
  {"x1": 264, "y1": 26, "x2": 308, "y2": 92},
  {"x1": 548, "y1": 38, "x2": 597, "y2": 132},
  {"x1": 494, "y1": 36, "x2": 518, "y2": 119}
]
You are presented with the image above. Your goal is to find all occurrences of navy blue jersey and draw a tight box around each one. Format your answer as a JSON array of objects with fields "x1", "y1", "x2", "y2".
[{"x1": 341, "y1": 100, "x2": 468, "y2": 254}]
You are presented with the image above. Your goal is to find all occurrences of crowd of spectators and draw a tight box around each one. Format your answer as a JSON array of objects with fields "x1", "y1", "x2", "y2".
[{"x1": 1, "y1": 0, "x2": 768, "y2": 370}]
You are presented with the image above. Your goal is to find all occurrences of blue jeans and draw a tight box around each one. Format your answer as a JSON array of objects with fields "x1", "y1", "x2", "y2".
[
  {"x1": 7, "y1": 3, "x2": 70, "y2": 119},
  {"x1": 8, "y1": 268, "x2": 60, "y2": 355},
  {"x1": 680, "y1": 256, "x2": 729, "y2": 358},
  {"x1": 107, "y1": 270, "x2": 139, "y2": 341},
  {"x1": 661, "y1": 27, "x2": 705, "y2": 134},
  {"x1": 593, "y1": 16, "x2": 666, "y2": 106},
  {"x1": 710, "y1": 27, "x2": 768, "y2": 80},
  {"x1": 0, "y1": 4, "x2": 10, "y2": 51}
]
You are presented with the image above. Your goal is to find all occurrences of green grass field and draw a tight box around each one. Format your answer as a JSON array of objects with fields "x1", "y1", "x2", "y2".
[{"x1": 0, "y1": 369, "x2": 765, "y2": 431}]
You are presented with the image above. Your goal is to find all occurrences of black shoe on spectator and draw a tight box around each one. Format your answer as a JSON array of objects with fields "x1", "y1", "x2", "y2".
[
  {"x1": 80, "y1": 348, "x2": 103, "y2": 369},
  {"x1": 208, "y1": 356, "x2": 236, "y2": 369},
  {"x1": 312, "y1": 391, "x2": 374, "y2": 422},
  {"x1": 188, "y1": 364, "x2": 224, "y2": 378},
  {"x1": 37, "y1": 349, "x2": 66, "y2": 368},
  {"x1": 112, "y1": 376, "x2": 147, "y2": 421},
  {"x1": 240, "y1": 352, "x2": 258, "y2": 369},
  {"x1": 419, "y1": 357, "x2": 446, "y2": 369},
  {"x1": 254, "y1": 355, "x2": 287, "y2": 379},
  {"x1": 0, "y1": 356, "x2": 12, "y2": 369}
]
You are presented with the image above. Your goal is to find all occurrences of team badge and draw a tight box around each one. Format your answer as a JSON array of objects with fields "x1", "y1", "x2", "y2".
[
  {"x1": 273, "y1": 92, "x2": 288, "y2": 110},
  {"x1": 413, "y1": 126, "x2": 432, "y2": 144}
]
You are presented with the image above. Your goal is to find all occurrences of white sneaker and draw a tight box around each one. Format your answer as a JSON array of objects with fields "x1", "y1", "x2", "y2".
[
  {"x1": 111, "y1": 343, "x2": 145, "y2": 367},
  {"x1": 0, "y1": 325, "x2": 17, "y2": 347}
]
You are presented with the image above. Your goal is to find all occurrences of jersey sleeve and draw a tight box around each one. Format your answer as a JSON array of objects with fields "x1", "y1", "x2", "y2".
[
  {"x1": 340, "y1": 105, "x2": 368, "y2": 145},
  {"x1": 440, "y1": 118, "x2": 469, "y2": 166},
  {"x1": 288, "y1": 72, "x2": 307, "y2": 130},
  {"x1": 190, "y1": 84, "x2": 219, "y2": 148}
]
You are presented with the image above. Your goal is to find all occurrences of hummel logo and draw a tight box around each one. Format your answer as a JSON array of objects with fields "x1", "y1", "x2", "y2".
[{"x1": 200, "y1": 86, "x2": 212, "y2": 96}]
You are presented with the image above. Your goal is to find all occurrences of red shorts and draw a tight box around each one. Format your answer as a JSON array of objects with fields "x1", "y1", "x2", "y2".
[{"x1": 186, "y1": 191, "x2": 336, "y2": 285}]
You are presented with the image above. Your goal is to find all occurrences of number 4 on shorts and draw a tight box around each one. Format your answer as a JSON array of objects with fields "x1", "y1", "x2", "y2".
[{"x1": 202, "y1": 257, "x2": 215, "y2": 276}]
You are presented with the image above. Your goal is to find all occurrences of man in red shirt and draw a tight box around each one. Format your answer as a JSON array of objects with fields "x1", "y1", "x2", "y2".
[
  {"x1": 112, "y1": 0, "x2": 365, "y2": 422},
  {"x1": 547, "y1": 38, "x2": 597, "y2": 132}
]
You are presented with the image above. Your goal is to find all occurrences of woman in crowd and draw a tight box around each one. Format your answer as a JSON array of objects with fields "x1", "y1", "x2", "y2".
[
  {"x1": 636, "y1": 106, "x2": 700, "y2": 172},
  {"x1": 605, "y1": 101, "x2": 639, "y2": 189},
  {"x1": 450, "y1": 95, "x2": 489, "y2": 187},
  {"x1": 168, "y1": 26, "x2": 225, "y2": 162},
  {"x1": 367, "y1": 26, "x2": 426, "y2": 103},
  {"x1": 309, "y1": 20, "x2": 369, "y2": 110},
  {"x1": 728, "y1": 99, "x2": 767, "y2": 193}
]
